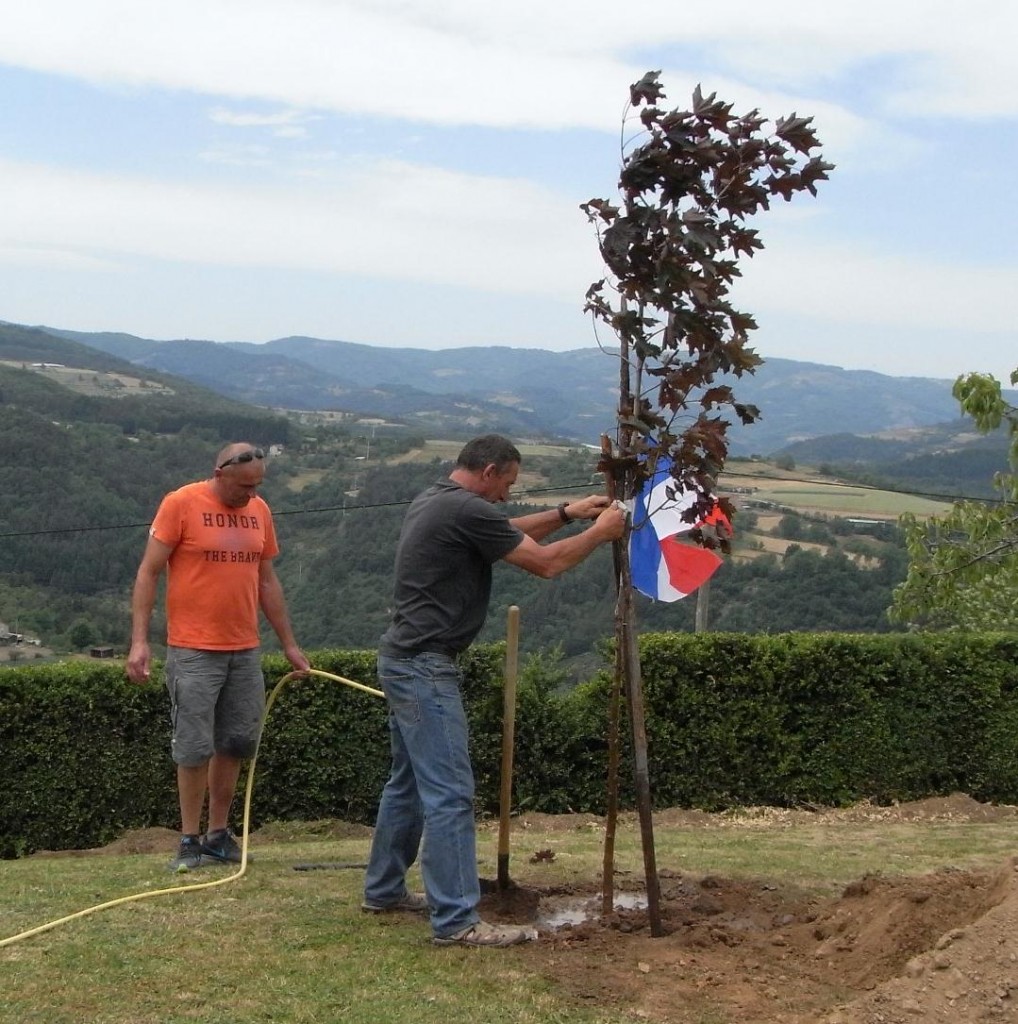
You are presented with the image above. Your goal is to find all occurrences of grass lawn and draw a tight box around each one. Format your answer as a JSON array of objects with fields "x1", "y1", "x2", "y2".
[
  {"x1": 3, "y1": 809, "x2": 1018, "y2": 1024},
  {"x1": 2, "y1": 836, "x2": 570, "y2": 1024}
]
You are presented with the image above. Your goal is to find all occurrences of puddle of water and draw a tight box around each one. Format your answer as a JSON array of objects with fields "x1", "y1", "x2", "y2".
[{"x1": 535, "y1": 892, "x2": 649, "y2": 930}]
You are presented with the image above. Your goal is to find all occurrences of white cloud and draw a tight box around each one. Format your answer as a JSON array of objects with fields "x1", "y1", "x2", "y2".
[
  {"x1": 5, "y1": 0, "x2": 1014, "y2": 137},
  {"x1": 208, "y1": 106, "x2": 316, "y2": 138},
  {"x1": 740, "y1": 239, "x2": 1016, "y2": 337},
  {"x1": 1, "y1": 153, "x2": 1011, "y2": 347},
  {"x1": 0, "y1": 1, "x2": 625, "y2": 130},
  {"x1": 0, "y1": 156, "x2": 599, "y2": 298},
  {"x1": 0, "y1": 244, "x2": 121, "y2": 272},
  {"x1": 0, "y1": 1, "x2": 1013, "y2": 384},
  {"x1": 209, "y1": 107, "x2": 312, "y2": 128}
]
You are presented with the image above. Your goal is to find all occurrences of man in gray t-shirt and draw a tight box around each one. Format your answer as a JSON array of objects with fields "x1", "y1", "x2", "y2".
[
  {"x1": 379, "y1": 480, "x2": 524, "y2": 659},
  {"x1": 363, "y1": 434, "x2": 625, "y2": 948}
]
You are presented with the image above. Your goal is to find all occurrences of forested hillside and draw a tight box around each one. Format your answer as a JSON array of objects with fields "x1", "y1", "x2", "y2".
[
  {"x1": 777, "y1": 424, "x2": 1012, "y2": 500},
  {"x1": 0, "y1": 324, "x2": 296, "y2": 650},
  {"x1": 0, "y1": 321, "x2": 935, "y2": 663}
]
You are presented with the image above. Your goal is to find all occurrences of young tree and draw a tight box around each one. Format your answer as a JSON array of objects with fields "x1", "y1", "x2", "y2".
[
  {"x1": 584, "y1": 72, "x2": 833, "y2": 522},
  {"x1": 583, "y1": 71, "x2": 832, "y2": 934},
  {"x1": 891, "y1": 368, "x2": 1018, "y2": 630}
]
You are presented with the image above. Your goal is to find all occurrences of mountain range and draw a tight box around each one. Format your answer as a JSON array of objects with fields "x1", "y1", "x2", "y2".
[
  {"x1": 0, "y1": 318, "x2": 1010, "y2": 657},
  {"x1": 31, "y1": 322, "x2": 1011, "y2": 456}
]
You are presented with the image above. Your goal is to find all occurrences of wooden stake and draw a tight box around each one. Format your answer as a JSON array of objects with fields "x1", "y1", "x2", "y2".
[
  {"x1": 497, "y1": 605, "x2": 520, "y2": 891},
  {"x1": 695, "y1": 578, "x2": 711, "y2": 632},
  {"x1": 601, "y1": 435, "x2": 623, "y2": 916},
  {"x1": 617, "y1": 547, "x2": 663, "y2": 936}
]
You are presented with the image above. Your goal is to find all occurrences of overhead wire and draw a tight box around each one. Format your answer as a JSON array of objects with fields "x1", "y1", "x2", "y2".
[{"x1": 0, "y1": 474, "x2": 1008, "y2": 542}]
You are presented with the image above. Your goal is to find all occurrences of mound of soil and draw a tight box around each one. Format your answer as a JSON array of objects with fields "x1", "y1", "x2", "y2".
[
  {"x1": 478, "y1": 794, "x2": 1018, "y2": 1023},
  {"x1": 482, "y1": 861, "x2": 1018, "y2": 1023},
  {"x1": 29, "y1": 826, "x2": 181, "y2": 858}
]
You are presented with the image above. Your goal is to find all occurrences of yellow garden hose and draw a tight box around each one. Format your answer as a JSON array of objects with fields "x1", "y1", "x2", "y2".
[{"x1": 0, "y1": 668, "x2": 384, "y2": 949}]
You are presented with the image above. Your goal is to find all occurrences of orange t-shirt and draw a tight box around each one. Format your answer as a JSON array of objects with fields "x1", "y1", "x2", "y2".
[{"x1": 150, "y1": 481, "x2": 280, "y2": 650}]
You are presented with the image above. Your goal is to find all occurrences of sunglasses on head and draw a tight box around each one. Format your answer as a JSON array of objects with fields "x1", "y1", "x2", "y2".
[{"x1": 218, "y1": 447, "x2": 265, "y2": 470}]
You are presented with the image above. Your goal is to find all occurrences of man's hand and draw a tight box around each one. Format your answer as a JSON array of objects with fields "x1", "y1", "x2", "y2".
[
  {"x1": 592, "y1": 502, "x2": 627, "y2": 541},
  {"x1": 284, "y1": 644, "x2": 311, "y2": 675},
  {"x1": 126, "y1": 641, "x2": 151, "y2": 684},
  {"x1": 563, "y1": 495, "x2": 612, "y2": 521}
]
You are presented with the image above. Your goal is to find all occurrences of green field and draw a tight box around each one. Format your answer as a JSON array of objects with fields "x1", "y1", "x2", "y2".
[{"x1": 741, "y1": 479, "x2": 951, "y2": 518}]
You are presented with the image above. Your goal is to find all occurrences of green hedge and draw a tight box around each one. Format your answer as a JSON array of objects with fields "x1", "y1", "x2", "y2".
[
  {"x1": 638, "y1": 632, "x2": 1018, "y2": 808},
  {"x1": 3, "y1": 633, "x2": 1018, "y2": 858},
  {"x1": 0, "y1": 659, "x2": 176, "y2": 859}
]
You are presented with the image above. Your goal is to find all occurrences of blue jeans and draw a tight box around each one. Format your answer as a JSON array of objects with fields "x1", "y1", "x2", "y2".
[{"x1": 363, "y1": 652, "x2": 480, "y2": 937}]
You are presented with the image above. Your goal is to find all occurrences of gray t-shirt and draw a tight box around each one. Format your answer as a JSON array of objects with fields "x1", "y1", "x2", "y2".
[{"x1": 379, "y1": 480, "x2": 524, "y2": 657}]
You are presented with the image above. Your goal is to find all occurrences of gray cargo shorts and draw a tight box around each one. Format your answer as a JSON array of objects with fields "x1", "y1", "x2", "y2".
[{"x1": 165, "y1": 646, "x2": 265, "y2": 766}]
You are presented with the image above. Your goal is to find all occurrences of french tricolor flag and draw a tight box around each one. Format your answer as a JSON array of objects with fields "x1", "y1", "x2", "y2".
[{"x1": 629, "y1": 457, "x2": 729, "y2": 602}]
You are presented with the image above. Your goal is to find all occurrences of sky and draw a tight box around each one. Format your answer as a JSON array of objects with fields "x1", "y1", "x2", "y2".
[{"x1": 0, "y1": 0, "x2": 1014, "y2": 383}]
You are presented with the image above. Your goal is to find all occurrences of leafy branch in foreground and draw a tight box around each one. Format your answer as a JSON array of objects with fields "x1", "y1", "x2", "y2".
[{"x1": 891, "y1": 368, "x2": 1018, "y2": 630}]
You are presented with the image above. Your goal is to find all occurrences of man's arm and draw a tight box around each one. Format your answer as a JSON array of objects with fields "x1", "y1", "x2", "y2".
[
  {"x1": 503, "y1": 504, "x2": 625, "y2": 579},
  {"x1": 258, "y1": 558, "x2": 310, "y2": 672},
  {"x1": 126, "y1": 535, "x2": 174, "y2": 684},
  {"x1": 510, "y1": 495, "x2": 612, "y2": 542}
]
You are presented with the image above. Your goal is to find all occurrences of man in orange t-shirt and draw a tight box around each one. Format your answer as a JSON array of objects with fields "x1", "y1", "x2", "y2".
[{"x1": 127, "y1": 443, "x2": 309, "y2": 871}]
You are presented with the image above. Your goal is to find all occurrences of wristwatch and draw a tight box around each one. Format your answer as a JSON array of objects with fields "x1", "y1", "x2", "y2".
[{"x1": 557, "y1": 502, "x2": 573, "y2": 524}]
